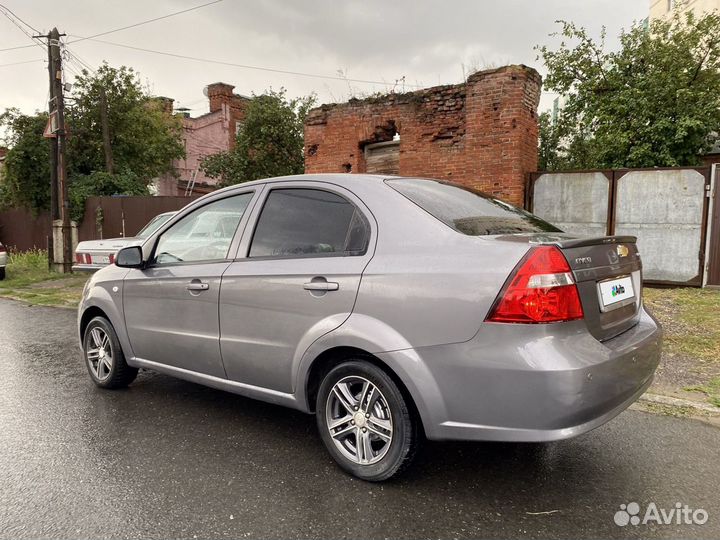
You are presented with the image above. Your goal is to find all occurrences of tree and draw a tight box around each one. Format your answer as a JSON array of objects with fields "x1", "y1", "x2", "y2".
[
  {"x1": 537, "y1": 8, "x2": 720, "y2": 170},
  {"x1": 0, "y1": 108, "x2": 51, "y2": 212},
  {"x1": 0, "y1": 63, "x2": 184, "y2": 217},
  {"x1": 67, "y1": 64, "x2": 184, "y2": 181},
  {"x1": 201, "y1": 88, "x2": 316, "y2": 186}
]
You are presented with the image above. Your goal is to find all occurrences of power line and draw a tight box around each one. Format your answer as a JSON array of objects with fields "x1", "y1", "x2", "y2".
[
  {"x1": 0, "y1": 43, "x2": 35, "y2": 52},
  {"x1": 0, "y1": 0, "x2": 223, "y2": 53},
  {"x1": 0, "y1": 5, "x2": 47, "y2": 56},
  {"x1": 0, "y1": 2, "x2": 40, "y2": 34},
  {"x1": 0, "y1": 58, "x2": 43, "y2": 68},
  {"x1": 69, "y1": 35, "x2": 420, "y2": 88},
  {"x1": 62, "y1": 42, "x2": 96, "y2": 74},
  {"x1": 67, "y1": 0, "x2": 223, "y2": 44}
]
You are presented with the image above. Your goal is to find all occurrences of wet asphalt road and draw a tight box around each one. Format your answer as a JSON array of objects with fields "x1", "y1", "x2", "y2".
[{"x1": 0, "y1": 299, "x2": 719, "y2": 540}]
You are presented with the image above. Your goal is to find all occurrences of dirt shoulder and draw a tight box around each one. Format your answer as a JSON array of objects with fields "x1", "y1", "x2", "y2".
[
  {"x1": 643, "y1": 286, "x2": 720, "y2": 414},
  {"x1": 0, "y1": 251, "x2": 88, "y2": 309}
]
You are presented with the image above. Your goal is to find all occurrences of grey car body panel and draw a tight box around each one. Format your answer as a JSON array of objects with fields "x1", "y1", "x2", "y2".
[
  {"x1": 219, "y1": 181, "x2": 376, "y2": 393},
  {"x1": 79, "y1": 174, "x2": 662, "y2": 443},
  {"x1": 77, "y1": 264, "x2": 133, "y2": 356},
  {"x1": 407, "y1": 307, "x2": 660, "y2": 440},
  {"x1": 123, "y1": 261, "x2": 231, "y2": 378},
  {"x1": 120, "y1": 187, "x2": 264, "y2": 379}
]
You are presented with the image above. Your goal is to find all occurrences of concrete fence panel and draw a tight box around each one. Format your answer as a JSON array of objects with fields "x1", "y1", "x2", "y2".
[
  {"x1": 532, "y1": 172, "x2": 610, "y2": 237},
  {"x1": 614, "y1": 169, "x2": 706, "y2": 283}
]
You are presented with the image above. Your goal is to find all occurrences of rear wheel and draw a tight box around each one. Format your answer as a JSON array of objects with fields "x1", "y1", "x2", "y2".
[
  {"x1": 316, "y1": 360, "x2": 419, "y2": 481},
  {"x1": 83, "y1": 316, "x2": 138, "y2": 389},
  {"x1": 0, "y1": 267, "x2": 5, "y2": 280}
]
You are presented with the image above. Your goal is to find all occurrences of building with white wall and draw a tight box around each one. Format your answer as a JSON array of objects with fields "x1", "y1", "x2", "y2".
[{"x1": 650, "y1": 0, "x2": 720, "y2": 20}]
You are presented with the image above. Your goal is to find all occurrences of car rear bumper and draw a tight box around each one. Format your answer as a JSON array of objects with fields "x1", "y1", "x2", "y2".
[
  {"x1": 72, "y1": 264, "x2": 107, "y2": 272},
  {"x1": 381, "y1": 306, "x2": 661, "y2": 442},
  {"x1": 0, "y1": 252, "x2": 7, "y2": 267}
]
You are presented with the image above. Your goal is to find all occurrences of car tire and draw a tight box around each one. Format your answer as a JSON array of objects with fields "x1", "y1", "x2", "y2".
[
  {"x1": 316, "y1": 360, "x2": 419, "y2": 481},
  {"x1": 83, "y1": 316, "x2": 138, "y2": 389},
  {"x1": 0, "y1": 267, "x2": 5, "y2": 280}
]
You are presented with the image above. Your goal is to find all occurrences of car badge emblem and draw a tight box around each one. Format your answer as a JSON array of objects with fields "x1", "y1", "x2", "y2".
[{"x1": 617, "y1": 245, "x2": 629, "y2": 258}]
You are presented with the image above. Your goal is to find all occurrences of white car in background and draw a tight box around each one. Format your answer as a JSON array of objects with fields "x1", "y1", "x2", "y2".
[
  {"x1": 0, "y1": 241, "x2": 7, "y2": 280},
  {"x1": 73, "y1": 212, "x2": 176, "y2": 272}
]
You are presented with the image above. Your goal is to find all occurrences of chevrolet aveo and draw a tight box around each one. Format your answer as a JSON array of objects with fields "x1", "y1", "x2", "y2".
[{"x1": 78, "y1": 175, "x2": 661, "y2": 481}]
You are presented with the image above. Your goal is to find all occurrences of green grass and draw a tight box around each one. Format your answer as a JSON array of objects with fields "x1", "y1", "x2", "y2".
[
  {"x1": 640, "y1": 402, "x2": 695, "y2": 418},
  {"x1": 644, "y1": 286, "x2": 720, "y2": 408},
  {"x1": 644, "y1": 287, "x2": 720, "y2": 363},
  {"x1": 685, "y1": 377, "x2": 720, "y2": 408},
  {"x1": 0, "y1": 249, "x2": 88, "y2": 308}
]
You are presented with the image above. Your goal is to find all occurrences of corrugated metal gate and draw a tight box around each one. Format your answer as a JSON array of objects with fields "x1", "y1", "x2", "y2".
[
  {"x1": 527, "y1": 168, "x2": 712, "y2": 286},
  {"x1": 0, "y1": 196, "x2": 198, "y2": 252},
  {"x1": 77, "y1": 195, "x2": 199, "y2": 241},
  {"x1": 706, "y1": 166, "x2": 720, "y2": 287}
]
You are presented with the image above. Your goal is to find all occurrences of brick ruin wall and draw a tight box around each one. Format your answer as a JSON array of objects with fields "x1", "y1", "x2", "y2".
[{"x1": 304, "y1": 65, "x2": 542, "y2": 206}]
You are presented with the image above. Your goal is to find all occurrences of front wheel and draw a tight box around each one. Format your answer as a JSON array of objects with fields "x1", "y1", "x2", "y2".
[
  {"x1": 316, "y1": 360, "x2": 419, "y2": 481},
  {"x1": 83, "y1": 316, "x2": 138, "y2": 389}
]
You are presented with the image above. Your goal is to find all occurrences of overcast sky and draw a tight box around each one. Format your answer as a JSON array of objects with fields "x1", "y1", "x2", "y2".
[{"x1": 0, "y1": 0, "x2": 649, "y2": 120}]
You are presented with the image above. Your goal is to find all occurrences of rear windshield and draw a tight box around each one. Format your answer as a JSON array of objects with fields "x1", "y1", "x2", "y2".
[
  {"x1": 137, "y1": 213, "x2": 174, "y2": 239},
  {"x1": 386, "y1": 178, "x2": 562, "y2": 236}
]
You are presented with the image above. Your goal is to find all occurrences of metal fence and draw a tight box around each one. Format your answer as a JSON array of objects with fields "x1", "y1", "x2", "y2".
[{"x1": 0, "y1": 196, "x2": 199, "y2": 252}]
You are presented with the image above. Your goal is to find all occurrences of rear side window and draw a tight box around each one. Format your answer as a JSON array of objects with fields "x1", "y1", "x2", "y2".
[
  {"x1": 249, "y1": 189, "x2": 369, "y2": 258},
  {"x1": 386, "y1": 178, "x2": 561, "y2": 235}
]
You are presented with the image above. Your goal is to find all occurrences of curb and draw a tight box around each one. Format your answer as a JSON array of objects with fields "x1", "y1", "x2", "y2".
[{"x1": 639, "y1": 392, "x2": 720, "y2": 414}]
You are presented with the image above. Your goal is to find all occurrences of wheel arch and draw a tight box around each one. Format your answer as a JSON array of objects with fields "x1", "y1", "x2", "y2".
[
  {"x1": 79, "y1": 305, "x2": 109, "y2": 341},
  {"x1": 302, "y1": 345, "x2": 427, "y2": 437},
  {"x1": 78, "y1": 286, "x2": 134, "y2": 362}
]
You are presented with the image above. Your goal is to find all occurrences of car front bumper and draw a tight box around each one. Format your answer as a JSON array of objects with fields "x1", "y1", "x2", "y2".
[{"x1": 378, "y1": 306, "x2": 662, "y2": 442}]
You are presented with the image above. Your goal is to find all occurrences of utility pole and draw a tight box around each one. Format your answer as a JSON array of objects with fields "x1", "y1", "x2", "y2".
[
  {"x1": 45, "y1": 32, "x2": 58, "y2": 271},
  {"x1": 99, "y1": 88, "x2": 114, "y2": 174},
  {"x1": 38, "y1": 28, "x2": 72, "y2": 273}
]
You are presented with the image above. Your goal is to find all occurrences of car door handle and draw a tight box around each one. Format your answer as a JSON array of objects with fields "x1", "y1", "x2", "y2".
[
  {"x1": 303, "y1": 281, "x2": 339, "y2": 291},
  {"x1": 186, "y1": 282, "x2": 209, "y2": 291}
]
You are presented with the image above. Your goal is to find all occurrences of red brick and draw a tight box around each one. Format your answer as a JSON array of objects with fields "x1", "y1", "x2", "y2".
[{"x1": 303, "y1": 65, "x2": 540, "y2": 206}]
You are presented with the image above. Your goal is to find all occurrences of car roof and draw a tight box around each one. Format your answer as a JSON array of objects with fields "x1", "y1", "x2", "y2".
[{"x1": 211, "y1": 173, "x2": 393, "y2": 195}]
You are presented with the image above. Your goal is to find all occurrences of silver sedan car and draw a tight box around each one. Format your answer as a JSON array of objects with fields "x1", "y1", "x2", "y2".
[{"x1": 78, "y1": 174, "x2": 661, "y2": 481}]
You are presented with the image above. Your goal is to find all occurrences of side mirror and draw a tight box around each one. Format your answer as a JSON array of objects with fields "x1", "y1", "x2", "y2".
[{"x1": 115, "y1": 246, "x2": 144, "y2": 268}]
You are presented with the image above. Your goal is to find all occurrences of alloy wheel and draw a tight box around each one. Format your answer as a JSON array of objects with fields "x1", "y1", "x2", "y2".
[
  {"x1": 86, "y1": 327, "x2": 113, "y2": 381},
  {"x1": 325, "y1": 375, "x2": 394, "y2": 465}
]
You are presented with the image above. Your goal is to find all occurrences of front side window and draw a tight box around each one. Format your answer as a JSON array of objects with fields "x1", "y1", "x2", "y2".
[
  {"x1": 249, "y1": 189, "x2": 368, "y2": 258},
  {"x1": 154, "y1": 193, "x2": 253, "y2": 264},
  {"x1": 386, "y1": 178, "x2": 561, "y2": 236}
]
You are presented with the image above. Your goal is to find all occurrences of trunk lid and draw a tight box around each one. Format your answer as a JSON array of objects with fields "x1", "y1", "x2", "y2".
[{"x1": 493, "y1": 233, "x2": 642, "y2": 341}]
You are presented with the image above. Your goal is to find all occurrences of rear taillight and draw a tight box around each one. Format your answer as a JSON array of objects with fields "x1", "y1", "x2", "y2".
[
  {"x1": 486, "y1": 246, "x2": 584, "y2": 324},
  {"x1": 75, "y1": 253, "x2": 83, "y2": 264},
  {"x1": 0, "y1": 245, "x2": 6, "y2": 253}
]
